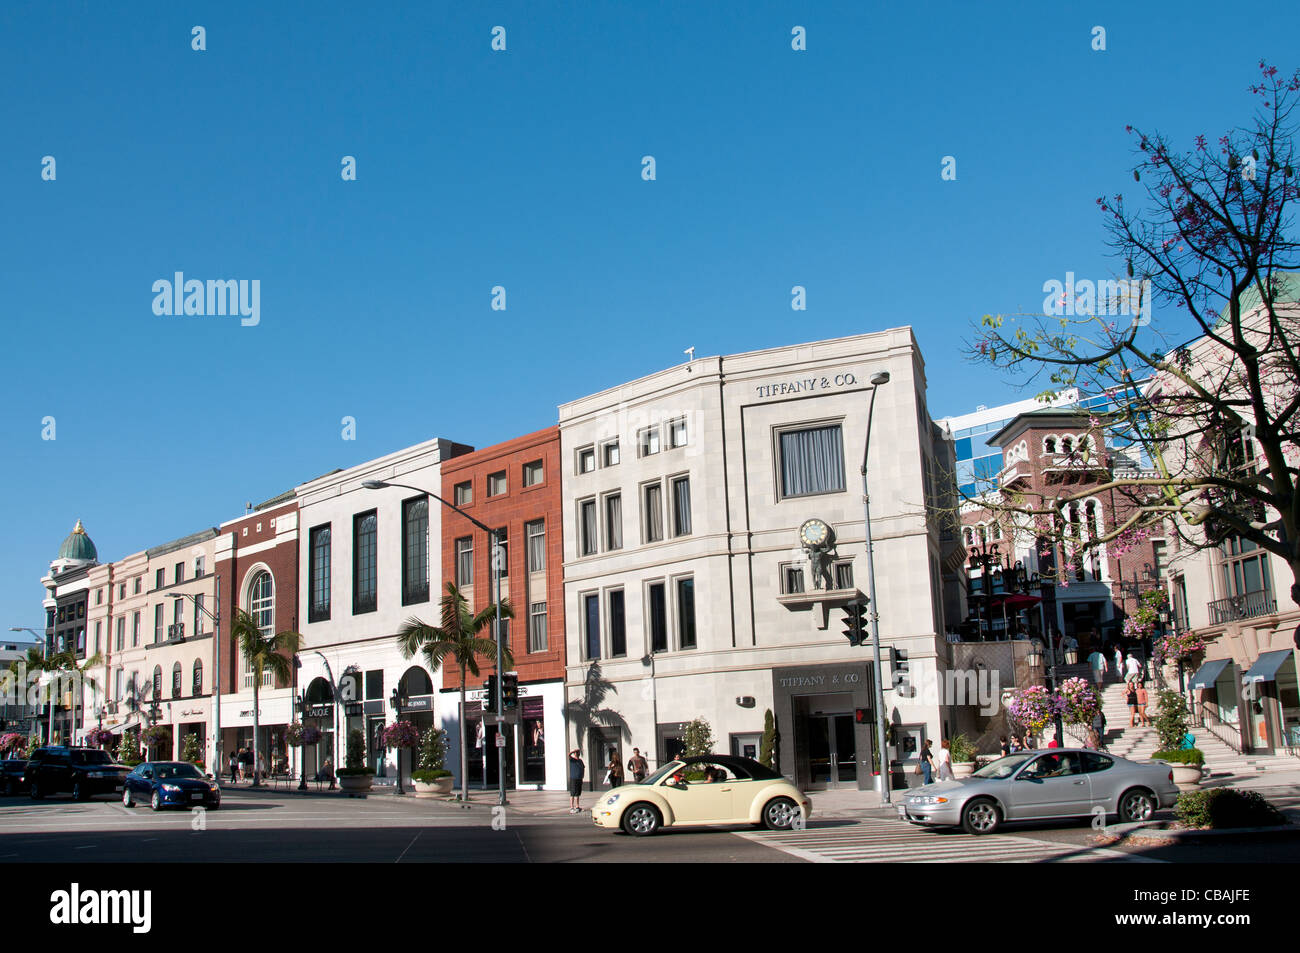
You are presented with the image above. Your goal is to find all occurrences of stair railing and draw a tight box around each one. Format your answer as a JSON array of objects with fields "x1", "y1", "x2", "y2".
[{"x1": 1199, "y1": 707, "x2": 1243, "y2": 755}]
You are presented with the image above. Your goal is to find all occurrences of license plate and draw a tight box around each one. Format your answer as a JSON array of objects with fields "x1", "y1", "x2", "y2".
[
  {"x1": 190, "y1": 792, "x2": 203, "y2": 801},
  {"x1": 115, "y1": 784, "x2": 123, "y2": 791}
]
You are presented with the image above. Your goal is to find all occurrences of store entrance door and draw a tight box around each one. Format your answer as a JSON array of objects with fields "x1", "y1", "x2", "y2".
[
  {"x1": 484, "y1": 721, "x2": 516, "y2": 790},
  {"x1": 797, "y1": 693, "x2": 857, "y2": 790}
]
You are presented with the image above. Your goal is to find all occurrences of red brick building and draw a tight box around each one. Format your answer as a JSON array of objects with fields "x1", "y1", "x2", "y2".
[
  {"x1": 439, "y1": 427, "x2": 566, "y2": 790},
  {"x1": 213, "y1": 490, "x2": 302, "y2": 772},
  {"x1": 960, "y1": 410, "x2": 1163, "y2": 653}
]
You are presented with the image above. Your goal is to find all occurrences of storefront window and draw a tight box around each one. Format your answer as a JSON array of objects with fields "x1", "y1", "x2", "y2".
[
  {"x1": 521, "y1": 698, "x2": 545, "y2": 783},
  {"x1": 465, "y1": 703, "x2": 485, "y2": 787}
]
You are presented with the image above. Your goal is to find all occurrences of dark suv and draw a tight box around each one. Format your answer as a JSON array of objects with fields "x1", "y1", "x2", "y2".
[
  {"x1": 24, "y1": 747, "x2": 130, "y2": 801},
  {"x1": 1, "y1": 759, "x2": 29, "y2": 795}
]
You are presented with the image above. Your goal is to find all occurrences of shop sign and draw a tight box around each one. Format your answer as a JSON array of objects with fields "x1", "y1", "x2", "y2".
[
  {"x1": 343, "y1": 702, "x2": 363, "y2": 716},
  {"x1": 305, "y1": 704, "x2": 332, "y2": 719},
  {"x1": 362, "y1": 700, "x2": 383, "y2": 715},
  {"x1": 404, "y1": 695, "x2": 433, "y2": 712},
  {"x1": 776, "y1": 671, "x2": 862, "y2": 689},
  {"x1": 466, "y1": 686, "x2": 530, "y2": 702}
]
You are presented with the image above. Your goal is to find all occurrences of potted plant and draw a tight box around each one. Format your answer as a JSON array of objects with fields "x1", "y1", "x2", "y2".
[
  {"x1": 142, "y1": 725, "x2": 170, "y2": 759},
  {"x1": 86, "y1": 728, "x2": 115, "y2": 750},
  {"x1": 116, "y1": 730, "x2": 142, "y2": 767},
  {"x1": 1151, "y1": 689, "x2": 1203, "y2": 788},
  {"x1": 411, "y1": 727, "x2": 453, "y2": 796},
  {"x1": 336, "y1": 729, "x2": 374, "y2": 794},
  {"x1": 948, "y1": 733, "x2": 978, "y2": 778},
  {"x1": 181, "y1": 732, "x2": 204, "y2": 768}
]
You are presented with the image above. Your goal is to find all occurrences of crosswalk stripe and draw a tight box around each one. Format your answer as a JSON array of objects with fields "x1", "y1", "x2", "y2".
[{"x1": 736, "y1": 817, "x2": 1161, "y2": 863}]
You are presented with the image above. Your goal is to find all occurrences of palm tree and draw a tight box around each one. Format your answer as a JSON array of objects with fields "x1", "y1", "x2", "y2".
[
  {"x1": 9, "y1": 647, "x2": 101, "y2": 744},
  {"x1": 396, "y1": 581, "x2": 514, "y2": 803},
  {"x1": 231, "y1": 608, "x2": 303, "y2": 787}
]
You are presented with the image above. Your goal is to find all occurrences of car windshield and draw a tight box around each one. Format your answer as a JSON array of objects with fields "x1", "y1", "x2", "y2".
[
  {"x1": 640, "y1": 761, "x2": 685, "y2": 785},
  {"x1": 70, "y1": 751, "x2": 113, "y2": 766},
  {"x1": 154, "y1": 763, "x2": 203, "y2": 780},
  {"x1": 971, "y1": 753, "x2": 1034, "y2": 780}
]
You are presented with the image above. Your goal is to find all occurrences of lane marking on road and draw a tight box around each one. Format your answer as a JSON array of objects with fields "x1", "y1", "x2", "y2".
[
  {"x1": 737, "y1": 818, "x2": 1164, "y2": 863},
  {"x1": 394, "y1": 831, "x2": 422, "y2": 863}
]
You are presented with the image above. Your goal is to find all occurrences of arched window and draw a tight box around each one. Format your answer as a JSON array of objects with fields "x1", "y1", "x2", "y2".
[
  {"x1": 172, "y1": 662, "x2": 182, "y2": 698},
  {"x1": 192, "y1": 659, "x2": 203, "y2": 696},
  {"x1": 1044, "y1": 436, "x2": 1057, "y2": 454},
  {"x1": 1085, "y1": 500, "x2": 1100, "y2": 538},
  {"x1": 245, "y1": 570, "x2": 275, "y2": 688},
  {"x1": 992, "y1": 522, "x2": 1002, "y2": 540},
  {"x1": 964, "y1": 527, "x2": 974, "y2": 546},
  {"x1": 153, "y1": 665, "x2": 163, "y2": 700},
  {"x1": 1061, "y1": 436, "x2": 1074, "y2": 454}
]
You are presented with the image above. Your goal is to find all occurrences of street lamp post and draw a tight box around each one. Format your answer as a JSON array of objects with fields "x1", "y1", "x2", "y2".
[
  {"x1": 169, "y1": 586, "x2": 222, "y2": 773},
  {"x1": 861, "y1": 370, "x2": 892, "y2": 804},
  {"x1": 389, "y1": 687, "x2": 410, "y2": 795},
  {"x1": 313, "y1": 652, "x2": 341, "y2": 790},
  {"x1": 362, "y1": 479, "x2": 509, "y2": 807}
]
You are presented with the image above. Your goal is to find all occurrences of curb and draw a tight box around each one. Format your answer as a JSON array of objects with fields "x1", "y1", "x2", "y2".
[{"x1": 1105, "y1": 819, "x2": 1297, "y2": 840}]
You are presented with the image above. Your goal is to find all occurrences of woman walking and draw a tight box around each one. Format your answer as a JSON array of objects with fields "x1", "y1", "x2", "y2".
[
  {"x1": 606, "y1": 748, "x2": 625, "y2": 789},
  {"x1": 936, "y1": 739, "x2": 954, "y2": 781},
  {"x1": 1135, "y1": 681, "x2": 1150, "y2": 726},
  {"x1": 918, "y1": 739, "x2": 936, "y2": 785},
  {"x1": 1127, "y1": 680, "x2": 1140, "y2": 727}
]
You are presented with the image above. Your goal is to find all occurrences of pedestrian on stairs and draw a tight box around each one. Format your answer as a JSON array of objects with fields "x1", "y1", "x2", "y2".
[
  {"x1": 1124, "y1": 653, "x2": 1142, "y2": 682},
  {"x1": 1091, "y1": 708, "x2": 1108, "y2": 750},
  {"x1": 1126, "y1": 681, "x2": 1140, "y2": 727},
  {"x1": 1113, "y1": 644, "x2": 1124, "y2": 678},
  {"x1": 1136, "y1": 682, "x2": 1150, "y2": 726},
  {"x1": 1087, "y1": 649, "x2": 1108, "y2": 685}
]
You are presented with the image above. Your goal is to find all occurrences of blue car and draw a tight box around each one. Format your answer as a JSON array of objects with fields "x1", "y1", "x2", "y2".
[{"x1": 122, "y1": 761, "x2": 221, "y2": 811}]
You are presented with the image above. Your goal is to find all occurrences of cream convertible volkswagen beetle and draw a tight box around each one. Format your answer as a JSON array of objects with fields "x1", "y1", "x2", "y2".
[{"x1": 592, "y1": 755, "x2": 811, "y2": 836}]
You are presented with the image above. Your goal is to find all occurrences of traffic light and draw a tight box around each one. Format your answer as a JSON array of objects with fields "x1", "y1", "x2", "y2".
[
  {"x1": 890, "y1": 647, "x2": 912, "y2": 696},
  {"x1": 501, "y1": 672, "x2": 519, "y2": 711},
  {"x1": 482, "y1": 675, "x2": 498, "y2": 713},
  {"x1": 841, "y1": 600, "x2": 869, "y2": 646}
]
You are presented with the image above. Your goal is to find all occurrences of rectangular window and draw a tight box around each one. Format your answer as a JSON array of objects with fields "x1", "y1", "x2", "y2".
[
  {"x1": 366, "y1": 669, "x2": 384, "y2": 700},
  {"x1": 671, "y1": 476, "x2": 692, "y2": 536},
  {"x1": 134, "y1": 577, "x2": 142, "y2": 595},
  {"x1": 584, "y1": 594, "x2": 601, "y2": 660},
  {"x1": 677, "y1": 578, "x2": 696, "y2": 649},
  {"x1": 784, "y1": 566, "x2": 806, "y2": 594},
  {"x1": 648, "y1": 583, "x2": 667, "y2": 653},
  {"x1": 119, "y1": 583, "x2": 126, "y2": 599},
  {"x1": 155, "y1": 568, "x2": 164, "y2": 591},
  {"x1": 402, "y1": 497, "x2": 430, "y2": 605},
  {"x1": 528, "y1": 601, "x2": 548, "y2": 653},
  {"x1": 132, "y1": 611, "x2": 140, "y2": 647},
  {"x1": 487, "y1": 471, "x2": 508, "y2": 497},
  {"x1": 454, "y1": 481, "x2": 473, "y2": 506},
  {"x1": 603, "y1": 440, "x2": 620, "y2": 467},
  {"x1": 493, "y1": 528, "x2": 509, "y2": 580},
  {"x1": 173, "y1": 598, "x2": 183, "y2": 629},
  {"x1": 310, "y1": 524, "x2": 332, "y2": 622},
  {"x1": 194, "y1": 593, "x2": 205, "y2": 636},
  {"x1": 194, "y1": 555, "x2": 205, "y2": 578},
  {"x1": 455, "y1": 537, "x2": 474, "y2": 588},
  {"x1": 353, "y1": 510, "x2": 378, "y2": 614},
  {"x1": 667, "y1": 417, "x2": 688, "y2": 449},
  {"x1": 94, "y1": 621, "x2": 102, "y2": 654},
  {"x1": 154, "y1": 605, "x2": 164, "y2": 643},
  {"x1": 115, "y1": 669, "x2": 123, "y2": 701},
  {"x1": 523, "y1": 460, "x2": 544, "y2": 487},
  {"x1": 578, "y1": 447, "x2": 596, "y2": 474},
  {"x1": 580, "y1": 499, "x2": 598, "y2": 556},
  {"x1": 639, "y1": 427, "x2": 661, "y2": 457},
  {"x1": 834, "y1": 561, "x2": 854, "y2": 590},
  {"x1": 174, "y1": 562, "x2": 184, "y2": 585},
  {"x1": 644, "y1": 482, "x2": 664, "y2": 543},
  {"x1": 96, "y1": 589, "x2": 103, "y2": 605},
  {"x1": 1152, "y1": 540, "x2": 1167, "y2": 581},
  {"x1": 605, "y1": 493, "x2": 623, "y2": 550},
  {"x1": 608, "y1": 590, "x2": 626, "y2": 658},
  {"x1": 778, "y1": 423, "x2": 847, "y2": 498},
  {"x1": 525, "y1": 520, "x2": 546, "y2": 572}
]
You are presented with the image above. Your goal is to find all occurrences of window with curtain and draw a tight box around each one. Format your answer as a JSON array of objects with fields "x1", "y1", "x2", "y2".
[
  {"x1": 644, "y1": 483, "x2": 663, "y2": 542},
  {"x1": 580, "y1": 499, "x2": 598, "y2": 556},
  {"x1": 310, "y1": 525, "x2": 331, "y2": 622},
  {"x1": 528, "y1": 601, "x2": 548, "y2": 652},
  {"x1": 194, "y1": 593, "x2": 205, "y2": 635},
  {"x1": 677, "y1": 578, "x2": 696, "y2": 649},
  {"x1": 671, "y1": 477, "x2": 692, "y2": 536},
  {"x1": 608, "y1": 590, "x2": 626, "y2": 657},
  {"x1": 525, "y1": 520, "x2": 546, "y2": 572},
  {"x1": 523, "y1": 460, "x2": 544, "y2": 486},
  {"x1": 172, "y1": 663, "x2": 182, "y2": 698},
  {"x1": 584, "y1": 594, "x2": 600, "y2": 660},
  {"x1": 648, "y1": 583, "x2": 667, "y2": 652},
  {"x1": 153, "y1": 666, "x2": 163, "y2": 699},
  {"x1": 455, "y1": 537, "x2": 474, "y2": 588},
  {"x1": 402, "y1": 497, "x2": 429, "y2": 605},
  {"x1": 154, "y1": 604, "x2": 164, "y2": 643},
  {"x1": 1220, "y1": 536, "x2": 1271, "y2": 599},
  {"x1": 778, "y1": 423, "x2": 847, "y2": 498},
  {"x1": 353, "y1": 511, "x2": 377, "y2": 613},
  {"x1": 192, "y1": 660, "x2": 203, "y2": 696},
  {"x1": 116, "y1": 617, "x2": 124, "y2": 651},
  {"x1": 605, "y1": 494, "x2": 622, "y2": 550}
]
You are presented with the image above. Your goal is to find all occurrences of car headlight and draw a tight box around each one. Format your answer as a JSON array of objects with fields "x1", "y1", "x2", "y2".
[
  {"x1": 160, "y1": 784, "x2": 181, "y2": 793},
  {"x1": 605, "y1": 794, "x2": 620, "y2": 806},
  {"x1": 909, "y1": 795, "x2": 950, "y2": 805}
]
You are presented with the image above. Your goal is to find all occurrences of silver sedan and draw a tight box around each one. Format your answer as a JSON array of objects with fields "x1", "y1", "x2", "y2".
[{"x1": 898, "y1": 749, "x2": 1179, "y2": 835}]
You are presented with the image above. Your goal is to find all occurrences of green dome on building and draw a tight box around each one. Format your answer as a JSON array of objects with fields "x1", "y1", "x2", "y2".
[{"x1": 56, "y1": 519, "x2": 97, "y2": 563}]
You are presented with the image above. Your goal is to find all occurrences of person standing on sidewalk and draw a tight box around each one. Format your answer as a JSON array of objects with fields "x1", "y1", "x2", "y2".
[
  {"x1": 606, "y1": 749, "x2": 625, "y2": 789},
  {"x1": 936, "y1": 740, "x2": 954, "y2": 781},
  {"x1": 567, "y1": 749, "x2": 585, "y2": 814},
  {"x1": 627, "y1": 747, "x2": 648, "y2": 783}
]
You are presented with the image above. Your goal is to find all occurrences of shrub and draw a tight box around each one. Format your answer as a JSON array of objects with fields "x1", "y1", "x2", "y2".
[
  {"x1": 1175, "y1": 788, "x2": 1287, "y2": 829},
  {"x1": 417, "y1": 727, "x2": 447, "y2": 774},
  {"x1": 411, "y1": 769, "x2": 453, "y2": 782},
  {"x1": 1153, "y1": 689, "x2": 1191, "y2": 751},
  {"x1": 948, "y1": 733, "x2": 977, "y2": 763},
  {"x1": 337, "y1": 728, "x2": 373, "y2": 776},
  {"x1": 759, "y1": 709, "x2": 777, "y2": 769},
  {"x1": 181, "y1": 732, "x2": 204, "y2": 765},
  {"x1": 681, "y1": 718, "x2": 714, "y2": 757},
  {"x1": 1152, "y1": 748, "x2": 1204, "y2": 766}
]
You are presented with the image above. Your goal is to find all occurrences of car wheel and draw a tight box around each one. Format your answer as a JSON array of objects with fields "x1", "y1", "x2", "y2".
[
  {"x1": 150, "y1": 791, "x2": 162, "y2": 811},
  {"x1": 1118, "y1": 788, "x2": 1155, "y2": 823},
  {"x1": 72, "y1": 781, "x2": 84, "y2": 802},
  {"x1": 620, "y1": 803, "x2": 661, "y2": 836},
  {"x1": 29, "y1": 780, "x2": 42, "y2": 801},
  {"x1": 961, "y1": 798, "x2": 1001, "y2": 835},
  {"x1": 763, "y1": 797, "x2": 801, "y2": 831},
  {"x1": 122, "y1": 787, "x2": 134, "y2": 808},
  {"x1": 4, "y1": 779, "x2": 15, "y2": 796}
]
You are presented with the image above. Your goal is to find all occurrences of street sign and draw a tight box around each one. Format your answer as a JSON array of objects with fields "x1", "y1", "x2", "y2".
[{"x1": 495, "y1": 735, "x2": 506, "y2": 748}]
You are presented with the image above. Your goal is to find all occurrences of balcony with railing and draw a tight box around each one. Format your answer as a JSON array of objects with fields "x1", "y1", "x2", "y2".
[{"x1": 1207, "y1": 589, "x2": 1277, "y2": 626}]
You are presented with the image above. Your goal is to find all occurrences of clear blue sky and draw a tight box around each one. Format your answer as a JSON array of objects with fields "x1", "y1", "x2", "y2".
[{"x1": 1, "y1": 1, "x2": 1295, "y2": 632}]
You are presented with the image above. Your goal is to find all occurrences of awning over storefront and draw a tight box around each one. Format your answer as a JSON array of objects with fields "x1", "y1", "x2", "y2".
[
  {"x1": 1242, "y1": 650, "x2": 1294, "y2": 684},
  {"x1": 1189, "y1": 658, "x2": 1232, "y2": 690},
  {"x1": 109, "y1": 720, "x2": 141, "y2": 735}
]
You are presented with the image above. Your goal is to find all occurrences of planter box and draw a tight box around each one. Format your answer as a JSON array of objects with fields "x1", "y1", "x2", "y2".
[
  {"x1": 1171, "y1": 764, "x2": 1203, "y2": 790},
  {"x1": 952, "y1": 762, "x2": 977, "y2": 779},
  {"x1": 412, "y1": 777, "x2": 454, "y2": 797},
  {"x1": 337, "y1": 774, "x2": 373, "y2": 795}
]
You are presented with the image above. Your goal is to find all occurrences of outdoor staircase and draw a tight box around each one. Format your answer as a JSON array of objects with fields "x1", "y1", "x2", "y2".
[{"x1": 1072, "y1": 679, "x2": 1298, "y2": 778}]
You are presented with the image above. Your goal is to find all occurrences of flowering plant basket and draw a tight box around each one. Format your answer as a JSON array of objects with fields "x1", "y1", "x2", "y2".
[
  {"x1": 285, "y1": 722, "x2": 305, "y2": 747},
  {"x1": 382, "y1": 720, "x2": 421, "y2": 750},
  {"x1": 1154, "y1": 630, "x2": 1206, "y2": 663},
  {"x1": 300, "y1": 726, "x2": 321, "y2": 746},
  {"x1": 0, "y1": 732, "x2": 27, "y2": 755},
  {"x1": 142, "y1": 725, "x2": 170, "y2": 745},
  {"x1": 1006, "y1": 686, "x2": 1061, "y2": 734},
  {"x1": 1058, "y1": 677, "x2": 1100, "y2": 726},
  {"x1": 87, "y1": 728, "x2": 115, "y2": 748}
]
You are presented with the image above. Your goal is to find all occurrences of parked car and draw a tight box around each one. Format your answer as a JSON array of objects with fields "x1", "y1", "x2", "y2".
[
  {"x1": 591, "y1": 755, "x2": 810, "y2": 836},
  {"x1": 2, "y1": 759, "x2": 29, "y2": 795},
  {"x1": 122, "y1": 761, "x2": 221, "y2": 811},
  {"x1": 899, "y1": 749, "x2": 1179, "y2": 835},
  {"x1": 24, "y1": 746, "x2": 131, "y2": 801}
]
